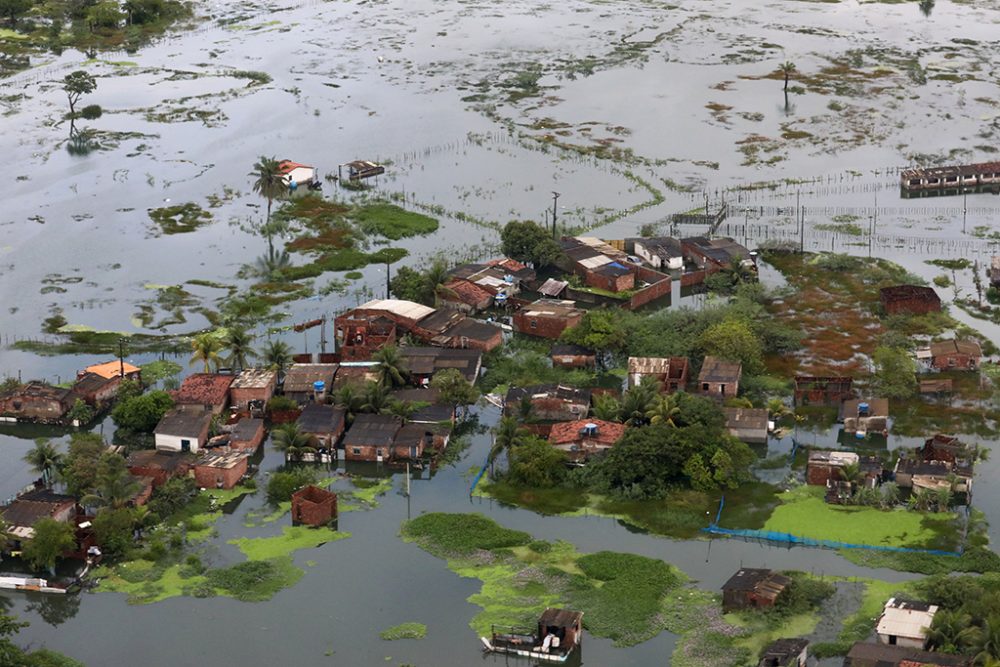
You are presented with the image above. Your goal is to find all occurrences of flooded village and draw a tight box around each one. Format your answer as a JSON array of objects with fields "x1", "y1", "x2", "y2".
[{"x1": 4, "y1": 0, "x2": 1000, "y2": 665}]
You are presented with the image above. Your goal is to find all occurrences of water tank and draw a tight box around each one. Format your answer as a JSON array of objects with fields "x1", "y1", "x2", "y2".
[{"x1": 582, "y1": 422, "x2": 599, "y2": 437}]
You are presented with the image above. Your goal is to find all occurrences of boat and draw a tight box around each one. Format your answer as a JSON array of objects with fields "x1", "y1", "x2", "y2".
[
  {"x1": 480, "y1": 608, "x2": 583, "y2": 663},
  {"x1": 0, "y1": 574, "x2": 69, "y2": 594}
]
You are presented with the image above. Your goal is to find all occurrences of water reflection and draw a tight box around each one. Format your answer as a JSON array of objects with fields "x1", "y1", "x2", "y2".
[{"x1": 24, "y1": 591, "x2": 80, "y2": 627}]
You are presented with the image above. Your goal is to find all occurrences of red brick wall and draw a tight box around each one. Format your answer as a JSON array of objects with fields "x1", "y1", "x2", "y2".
[
  {"x1": 344, "y1": 444, "x2": 390, "y2": 462},
  {"x1": 883, "y1": 297, "x2": 941, "y2": 315},
  {"x1": 806, "y1": 464, "x2": 837, "y2": 486},
  {"x1": 291, "y1": 490, "x2": 337, "y2": 526},
  {"x1": 193, "y1": 458, "x2": 247, "y2": 490},
  {"x1": 230, "y1": 385, "x2": 275, "y2": 410},
  {"x1": 552, "y1": 355, "x2": 596, "y2": 369},
  {"x1": 230, "y1": 424, "x2": 265, "y2": 452},
  {"x1": 513, "y1": 312, "x2": 582, "y2": 339},
  {"x1": 628, "y1": 274, "x2": 671, "y2": 310},
  {"x1": 932, "y1": 354, "x2": 977, "y2": 370}
]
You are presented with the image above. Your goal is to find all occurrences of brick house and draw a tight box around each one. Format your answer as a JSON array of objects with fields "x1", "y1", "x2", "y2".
[
  {"x1": 628, "y1": 356, "x2": 689, "y2": 393},
  {"x1": 171, "y1": 373, "x2": 234, "y2": 415},
  {"x1": 400, "y1": 347, "x2": 482, "y2": 385},
  {"x1": 192, "y1": 451, "x2": 248, "y2": 490},
  {"x1": 229, "y1": 418, "x2": 266, "y2": 453},
  {"x1": 70, "y1": 373, "x2": 121, "y2": 409},
  {"x1": 793, "y1": 376, "x2": 853, "y2": 406},
  {"x1": 127, "y1": 450, "x2": 193, "y2": 487},
  {"x1": 283, "y1": 364, "x2": 339, "y2": 404},
  {"x1": 343, "y1": 414, "x2": 402, "y2": 462},
  {"x1": 1, "y1": 489, "x2": 78, "y2": 542},
  {"x1": 550, "y1": 344, "x2": 597, "y2": 369},
  {"x1": 927, "y1": 339, "x2": 982, "y2": 370},
  {"x1": 880, "y1": 285, "x2": 941, "y2": 316},
  {"x1": 391, "y1": 423, "x2": 435, "y2": 461},
  {"x1": 296, "y1": 404, "x2": 347, "y2": 448},
  {"x1": 336, "y1": 315, "x2": 398, "y2": 361},
  {"x1": 721, "y1": 568, "x2": 790, "y2": 612},
  {"x1": 438, "y1": 279, "x2": 495, "y2": 313},
  {"x1": 698, "y1": 357, "x2": 741, "y2": 398},
  {"x1": 0, "y1": 382, "x2": 74, "y2": 423},
  {"x1": 807, "y1": 450, "x2": 882, "y2": 487},
  {"x1": 512, "y1": 299, "x2": 585, "y2": 339},
  {"x1": 757, "y1": 638, "x2": 808, "y2": 667},
  {"x1": 229, "y1": 369, "x2": 277, "y2": 410},
  {"x1": 844, "y1": 642, "x2": 970, "y2": 667},
  {"x1": 154, "y1": 407, "x2": 213, "y2": 453},
  {"x1": 548, "y1": 419, "x2": 626, "y2": 464},
  {"x1": 586, "y1": 261, "x2": 635, "y2": 292},
  {"x1": 722, "y1": 407, "x2": 769, "y2": 444},
  {"x1": 505, "y1": 385, "x2": 591, "y2": 422},
  {"x1": 291, "y1": 485, "x2": 337, "y2": 526}
]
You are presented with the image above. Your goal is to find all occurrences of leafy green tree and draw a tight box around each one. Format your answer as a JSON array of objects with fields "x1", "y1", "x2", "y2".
[
  {"x1": 361, "y1": 381, "x2": 390, "y2": 413},
  {"x1": 23, "y1": 439, "x2": 62, "y2": 487},
  {"x1": 838, "y1": 461, "x2": 861, "y2": 488},
  {"x1": 190, "y1": 333, "x2": 223, "y2": 372},
  {"x1": 333, "y1": 384, "x2": 364, "y2": 424},
  {"x1": 91, "y1": 507, "x2": 136, "y2": 558},
  {"x1": 266, "y1": 467, "x2": 317, "y2": 504},
  {"x1": 591, "y1": 393, "x2": 622, "y2": 422},
  {"x1": 63, "y1": 70, "x2": 97, "y2": 117},
  {"x1": 124, "y1": 0, "x2": 168, "y2": 24},
  {"x1": 261, "y1": 339, "x2": 292, "y2": 374},
  {"x1": 490, "y1": 416, "x2": 527, "y2": 472},
  {"x1": 389, "y1": 266, "x2": 431, "y2": 304},
  {"x1": 682, "y1": 454, "x2": 715, "y2": 492},
  {"x1": 111, "y1": 390, "x2": 174, "y2": 432},
  {"x1": 499, "y1": 220, "x2": 563, "y2": 267},
  {"x1": 23, "y1": 519, "x2": 76, "y2": 576},
  {"x1": 66, "y1": 398, "x2": 95, "y2": 426},
  {"x1": 250, "y1": 156, "x2": 288, "y2": 256},
  {"x1": 59, "y1": 433, "x2": 104, "y2": 498},
  {"x1": 272, "y1": 423, "x2": 317, "y2": 462},
  {"x1": 560, "y1": 309, "x2": 626, "y2": 365},
  {"x1": 507, "y1": 437, "x2": 568, "y2": 488},
  {"x1": 0, "y1": 612, "x2": 28, "y2": 666},
  {"x1": 87, "y1": 1, "x2": 123, "y2": 29},
  {"x1": 373, "y1": 344, "x2": 408, "y2": 388},
  {"x1": 116, "y1": 377, "x2": 143, "y2": 401},
  {"x1": 81, "y1": 452, "x2": 139, "y2": 509},
  {"x1": 701, "y1": 318, "x2": 764, "y2": 375},
  {"x1": 620, "y1": 379, "x2": 657, "y2": 426},
  {"x1": 429, "y1": 368, "x2": 479, "y2": 415},
  {"x1": 223, "y1": 327, "x2": 255, "y2": 371},
  {"x1": 872, "y1": 345, "x2": 917, "y2": 399},
  {"x1": 972, "y1": 616, "x2": 1000, "y2": 664},
  {"x1": 0, "y1": 0, "x2": 32, "y2": 26}
]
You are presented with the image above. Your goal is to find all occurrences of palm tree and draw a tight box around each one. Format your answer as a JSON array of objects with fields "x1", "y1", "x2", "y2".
[
  {"x1": 334, "y1": 384, "x2": 365, "y2": 424},
  {"x1": 972, "y1": 616, "x2": 1000, "y2": 665},
  {"x1": 362, "y1": 381, "x2": 390, "y2": 414},
  {"x1": 908, "y1": 487, "x2": 934, "y2": 512},
  {"x1": 838, "y1": 462, "x2": 861, "y2": 489},
  {"x1": 424, "y1": 260, "x2": 451, "y2": 305},
  {"x1": 779, "y1": 61, "x2": 796, "y2": 92},
  {"x1": 250, "y1": 156, "x2": 289, "y2": 256},
  {"x1": 647, "y1": 393, "x2": 681, "y2": 427},
  {"x1": 23, "y1": 438, "x2": 63, "y2": 487},
  {"x1": 387, "y1": 399, "x2": 417, "y2": 421},
  {"x1": 490, "y1": 416, "x2": 526, "y2": 475},
  {"x1": 190, "y1": 333, "x2": 222, "y2": 372},
  {"x1": 261, "y1": 339, "x2": 292, "y2": 375},
  {"x1": 81, "y1": 455, "x2": 140, "y2": 510},
  {"x1": 592, "y1": 394, "x2": 622, "y2": 422},
  {"x1": 880, "y1": 481, "x2": 900, "y2": 509},
  {"x1": 927, "y1": 609, "x2": 976, "y2": 653},
  {"x1": 517, "y1": 395, "x2": 534, "y2": 422},
  {"x1": 251, "y1": 249, "x2": 291, "y2": 280},
  {"x1": 372, "y1": 344, "x2": 408, "y2": 388},
  {"x1": 272, "y1": 423, "x2": 318, "y2": 462},
  {"x1": 621, "y1": 382, "x2": 656, "y2": 426},
  {"x1": 935, "y1": 485, "x2": 953, "y2": 513},
  {"x1": 223, "y1": 327, "x2": 256, "y2": 371}
]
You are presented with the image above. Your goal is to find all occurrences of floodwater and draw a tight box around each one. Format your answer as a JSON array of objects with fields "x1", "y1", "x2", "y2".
[{"x1": 3, "y1": 0, "x2": 1000, "y2": 664}]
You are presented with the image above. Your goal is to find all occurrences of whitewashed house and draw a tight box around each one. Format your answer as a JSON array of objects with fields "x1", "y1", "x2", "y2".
[
  {"x1": 278, "y1": 160, "x2": 317, "y2": 188},
  {"x1": 154, "y1": 407, "x2": 213, "y2": 454},
  {"x1": 875, "y1": 598, "x2": 938, "y2": 649}
]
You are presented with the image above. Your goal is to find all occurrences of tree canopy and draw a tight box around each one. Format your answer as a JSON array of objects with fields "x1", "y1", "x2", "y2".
[
  {"x1": 429, "y1": 368, "x2": 479, "y2": 411},
  {"x1": 872, "y1": 345, "x2": 917, "y2": 399},
  {"x1": 500, "y1": 220, "x2": 563, "y2": 268},
  {"x1": 111, "y1": 390, "x2": 174, "y2": 432},
  {"x1": 23, "y1": 519, "x2": 76, "y2": 576}
]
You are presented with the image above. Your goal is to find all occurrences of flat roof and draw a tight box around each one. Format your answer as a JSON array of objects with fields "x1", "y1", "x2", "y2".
[{"x1": 357, "y1": 299, "x2": 435, "y2": 322}]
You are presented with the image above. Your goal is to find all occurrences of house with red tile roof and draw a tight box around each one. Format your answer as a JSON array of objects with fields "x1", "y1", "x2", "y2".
[
  {"x1": 171, "y1": 373, "x2": 234, "y2": 415},
  {"x1": 548, "y1": 419, "x2": 626, "y2": 464},
  {"x1": 277, "y1": 160, "x2": 317, "y2": 187},
  {"x1": 438, "y1": 279, "x2": 495, "y2": 313}
]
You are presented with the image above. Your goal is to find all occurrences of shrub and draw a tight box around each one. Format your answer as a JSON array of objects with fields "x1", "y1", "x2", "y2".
[
  {"x1": 267, "y1": 395, "x2": 298, "y2": 412},
  {"x1": 80, "y1": 104, "x2": 102, "y2": 119},
  {"x1": 401, "y1": 513, "x2": 531, "y2": 557},
  {"x1": 528, "y1": 540, "x2": 553, "y2": 554},
  {"x1": 266, "y1": 468, "x2": 317, "y2": 504}
]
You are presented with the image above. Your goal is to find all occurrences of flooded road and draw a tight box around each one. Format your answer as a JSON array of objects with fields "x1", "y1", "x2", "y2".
[{"x1": 3, "y1": 0, "x2": 1000, "y2": 664}]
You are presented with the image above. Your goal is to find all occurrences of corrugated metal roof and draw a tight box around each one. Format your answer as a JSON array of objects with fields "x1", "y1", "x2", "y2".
[
  {"x1": 358, "y1": 299, "x2": 435, "y2": 322},
  {"x1": 876, "y1": 597, "x2": 937, "y2": 640}
]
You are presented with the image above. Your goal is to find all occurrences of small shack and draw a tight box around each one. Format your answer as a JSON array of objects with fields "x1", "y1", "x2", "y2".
[
  {"x1": 392, "y1": 423, "x2": 434, "y2": 461},
  {"x1": 721, "y1": 568, "x2": 790, "y2": 612},
  {"x1": 926, "y1": 339, "x2": 982, "y2": 371},
  {"x1": 628, "y1": 356, "x2": 689, "y2": 393},
  {"x1": 876, "y1": 598, "x2": 937, "y2": 649},
  {"x1": 793, "y1": 376, "x2": 852, "y2": 406},
  {"x1": 758, "y1": 638, "x2": 808, "y2": 667},
  {"x1": 723, "y1": 407, "x2": 769, "y2": 444},
  {"x1": 807, "y1": 450, "x2": 882, "y2": 488},
  {"x1": 283, "y1": 364, "x2": 339, "y2": 404},
  {"x1": 343, "y1": 414, "x2": 402, "y2": 462},
  {"x1": 512, "y1": 299, "x2": 585, "y2": 339},
  {"x1": 484, "y1": 608, "x2": 583, "y2": 663},
  {"x1": 879, "y1": 285, "x2": 941, "y2": 316},
  {"x1": 291, "y1": 485, "x2": 337, "y2": 526},
  {"x1": 339, "y1": 160, "x2": 385, "y2": 182},
  {"x1": 550, "y1": 344, "x2": 597, "y2": 370},
  {"x1": 840, "y1": 399, "x2": 889, "y2": 436},
  {"x1": 192, "y1": 451, "x2": 248, "y2": 490},
  {"x1": 229, "y1": 369, "x2": 277, "y2": 410},
  {"x1": 698, "y1": 357, "x2": 741, "y2": 398},
  {"x1": 154, "y1": 407, "x2": 213, "y2": 453},
  {"x1": 277, "y1": 160, "x2": 317, "y2": 188}
]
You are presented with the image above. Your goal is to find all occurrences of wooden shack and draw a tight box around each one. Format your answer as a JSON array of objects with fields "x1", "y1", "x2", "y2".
[
  {"x1": 879, "y1": 285, "x2": 941, "y2": 316},
  {"x1": 721, "y1": 568, "x2": 790, "y2": 612}
]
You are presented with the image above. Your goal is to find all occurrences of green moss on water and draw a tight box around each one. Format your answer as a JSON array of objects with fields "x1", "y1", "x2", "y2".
[
  {"x1": 351, "y1": 203, "x2": 439, "y2": 240},
  {"x1": 402, "y1": 513, "x2": 532, "y2": 558},
  {"x1": 230, "y1": 526, "x2": 349, "y2": 560},
  {"x1": 379, "y1": 622, "x2": 428, "y2": 640},
  {"x1": 148, "y1": 202, "x2": 213, "y2": 235}
]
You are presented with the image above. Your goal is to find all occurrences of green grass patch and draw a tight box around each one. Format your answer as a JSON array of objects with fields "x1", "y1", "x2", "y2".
[
  {"x1": 148, "y1": 202, "x2": 213, "y2": 235},
  {"x1": 761, "y1": 485, "x2": 959, "y2": 549},
  {"x1": 230, "y1": 526, "x2": 349, "y2": 561},
  {"x1": 351, "y1": 203, "x2": 439, "y2": 240},
  {"x1": 204, "y1": 557, "x2": 302, "y2": 602},
  {"x1": 401, "y1": 512, "x2": 532, "y2": 558},
  {"x1": 379, "y1": 622, "x2": 427, "y2": 640}
]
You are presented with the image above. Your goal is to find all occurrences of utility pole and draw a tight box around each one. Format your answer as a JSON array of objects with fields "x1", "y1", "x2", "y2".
[
  {"x1": 551, "y1": 191, "x2": 560, "y2": 239},
  {"x1": 799, "y1": 205, "x2": 805, "y2": 253},
  {"x1": 963, "y1": 190, "x2": 968, "y2": 234},
  {"x1": 385, "y1": 261, "x2": 391, "y2": 299},
  {"x1": 118, "y1": 338, "x2": 126, "y2": 378},
  {"x1": 320, "y1": 315, "x2": 327, "y2": 354}
]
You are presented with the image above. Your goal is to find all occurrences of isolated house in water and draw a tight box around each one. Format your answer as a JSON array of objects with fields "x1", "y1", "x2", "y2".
[
  {"x1": 291, "y1": 485, "x2": 337, "y2": 526},
  {"x1": 840, "y1": 399, "x2": 889, "y2": 436},
  {"x1": 296, "y1": 404, "x2": 346, "y2": 449},
  {"x1": 721, "y1": 568, "x2": 790, "y2": 612},
  {"x1": 1, "y1": 489, "x2": 78, "y2": 544},
  {"x1": 876, "y1": 598, "x2": 937, "y2": 649},
  {"x1": 0, "y1": 382, "x2": 74, "y2": 423},
  {"x1": 698, "y1": 357, "x2": 741, "y2": 398},
  {"x1": 879, "y1": 285, "x2": 941, "y2": 316},
  {"x1": 192, "y1": 451, "x2": 248, "y2": 490},
  {"x1": 922, "y1": 339, "x2": 982, "y2": 371},
  {"x1": 757, "y1": 638, "x2": 808, "y2": 667}
]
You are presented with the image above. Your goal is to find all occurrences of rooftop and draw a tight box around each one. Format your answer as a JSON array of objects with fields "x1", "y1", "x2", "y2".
[
  {"x1": 0, "y1": 381, "x2": 71, "y2": 402},
  {"x1": 195, "y1": 450, "x2": 249, "y2": 470},
  {"x1": 231, "y1": 368, "x2": 278, "y2": 389},
  {"x1": 845, "y1": 642, "x2": 969, "y2": 667},
  {"x1": 520, "y1": 298, "x2": 584, "y2": 319},
  {"x1": 722, "y1": 407, "x2": 768, "y2": 431},
  {"x1": 537, "y1": 278, "x2": 569, "y2": 297},
  {"x1": 506, "y1": 384, "x2": 591, "y2": 406},
  {"x1": 296, "y1": 404, "x2": 346, "y2": 434},
  {"x1": 699, "y1": 356, "x2": 742, "y2": 383},
  {"x1": 2, "y1": 489, "x2": 76, "y2": 528},
  {"x1": 356, "y1": 299, "x2": 435, "y2": 323},
  {"x1": 399, "y1": 347, "x2": 482, "y2": 382},
  {"x1": 84, "y1": 360, "x2": 141, "y2": 379},
  {"x1": 629, "y1": 356, "x2": 683, "y2": 375},
  {"x1": 173, "y1": 373, "x2": 234, "y2": 407},
  {"x1": 127, "y1": 449, "x2": 192, "y2": 471},
  {"x1": 230, "y1": 418, "x2": 264, "y2": 442},
  {"x1": 549, "y1": 419, "x2": 626, "y2": 446},
  {"x1": 877, "y1": 598, "x2": 938, "y2": 641},
  {"x1": 808, "y1": 450, "x2": 860, "y2": 466},
  {"x1": 154, "y1": 407, "x2": 213, "y2": 438},
  {"x1": 343, "y1": 413, "x2": 402, "y2": 447},
  {"x1": 284, "y1": 364, "x2": 339, "y2": 393},
  {"x1": 721, "y1": 568, "x2": 790, "y2": 594},
  {"x1": 929, "y1": 339, "x2": 982, "y2": 357},
  {"x1": 72, "y1": 372, "x2": 114, "y2": 395},
  {"x1": 441, "y1": 279, "x2": 494, "y2": 306},
  {"x1": 880, "y1": 285, "x2": 941, "y2": 302}
]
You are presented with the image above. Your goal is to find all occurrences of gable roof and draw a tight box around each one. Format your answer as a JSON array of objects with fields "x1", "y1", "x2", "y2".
[
  {"x1": 929, "y1": 339, "x2": 982, "y2": 357},
  {"x1": 549, "y1": 419, "x2": 625, "y2": 446},
  {"x1": 343, "y1": 414, "x2": 402, "y2": 447},
  {"x1": 699, "y1": 356, "x2": 742, "y2": 383},
  {"x1": 277, "y1": 160, "x2": 313, "y2": 174},
  {"x1": 296, "y1": 404, "x2": 346, "y2": 435},
  {"x1": 1, "y1": 489, "x2": 76, "y2": 528},
  {"x1": 154, "y1": 408, "x2": 213, "y2": 438},
  {"x1": 84, "y1": 360, "x2": 141, "y2": 379},
  {"x1": 284, "y1": 364, "x2": 339, "y2": 393},
  {"x1": 722, "y1": 568, "x2": 790, "y2": 595},
  {"x1": 173, "y1": 374, "x2": 234, "y2": 407},
  {"x1": 440, "y1": 279, "x2": 494, "y2": 306},
  {"x1": 845, "y1": 642, "x2": 969, "y2": 667}
]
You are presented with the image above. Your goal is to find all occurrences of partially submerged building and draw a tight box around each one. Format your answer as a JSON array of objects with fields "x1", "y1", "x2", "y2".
[
  {"x1": 840, "y1": 399, "x2": 889, "y2": 437},
  {"x1": 291, "y1": 485, "x2": 337, "y2": 526},
  {"x1": 154, "y1": 407, "x2": 213, "y2": 453},
  {"x1": 880, "y1": 285, "x2": 941, "y2": 316},
  {"x1": 630, "y1": 237, "x2": 684, "y2": 271},
  {"x1": 682, "y1": 237, "x2": 755, "y2": 271},
  {"x1": 193, "y1": 450, "x2": 249, "y2": 490},
  {"x1": 722, "y1": 407, "x2": 769, "y2": 444},
  {"x1": 228, "y1": 418, "x2": 266, "y2": 453},
  {"x1": 229, "y1": 369, "x2": 277, "y2": 410},
  {"x1": 757, "y1": 638, "x2": 808, "y2": 667},
  {"x1": 793, "y1": 376, "x2": 853, "y2": 406},
  {"x1": 296, "y1": 404, "x2": 346, "y2": 449},
  {"x1": 876, "y1": 598, "x2": 937, "y2": 649},
  {"x1": 806, "y1": 450, "x2": 882, "y2": 488},
  {"x1": 1, "y1": 489, "x2": 78, "y2": 543},
  {"x1": 918, "y1": 339, "x2": 982, "y2": 371},
  {"x1": 548, "y1": 419, "x2": 626, "y2": 464},
  {"x1": 343, "y1": 414, "x2": 402, "y2": 462},
  {"x1": 721, "y1": 568, "x2": 790, "y2": 612},
  {"x1": 335, "y1": 299, "x2": 502, "y2": 352},
  {"x1": 698, "y1": 357, "x2": 742, "y2": 398},
  {"x1": 0, "y1": 382, "x2": 74, "y2": 424},
  {"x1": 504, "y1": 385, "x2": 591, "y2": 422},
  {"x1": 628, "y1": 356, "x2": 689, "y2": 393},
  {"x1": 283, "y1": 364, "x2": 339, "y2": 404}
]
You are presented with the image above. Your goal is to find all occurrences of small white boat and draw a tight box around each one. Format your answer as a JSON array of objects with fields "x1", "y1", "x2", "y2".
[
  {"x1": 0, "y1": 575, "x2": 68, "y2": 594},
  {"x1": 481, "y1": 608, "x2": 583, "y2": 663}
]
